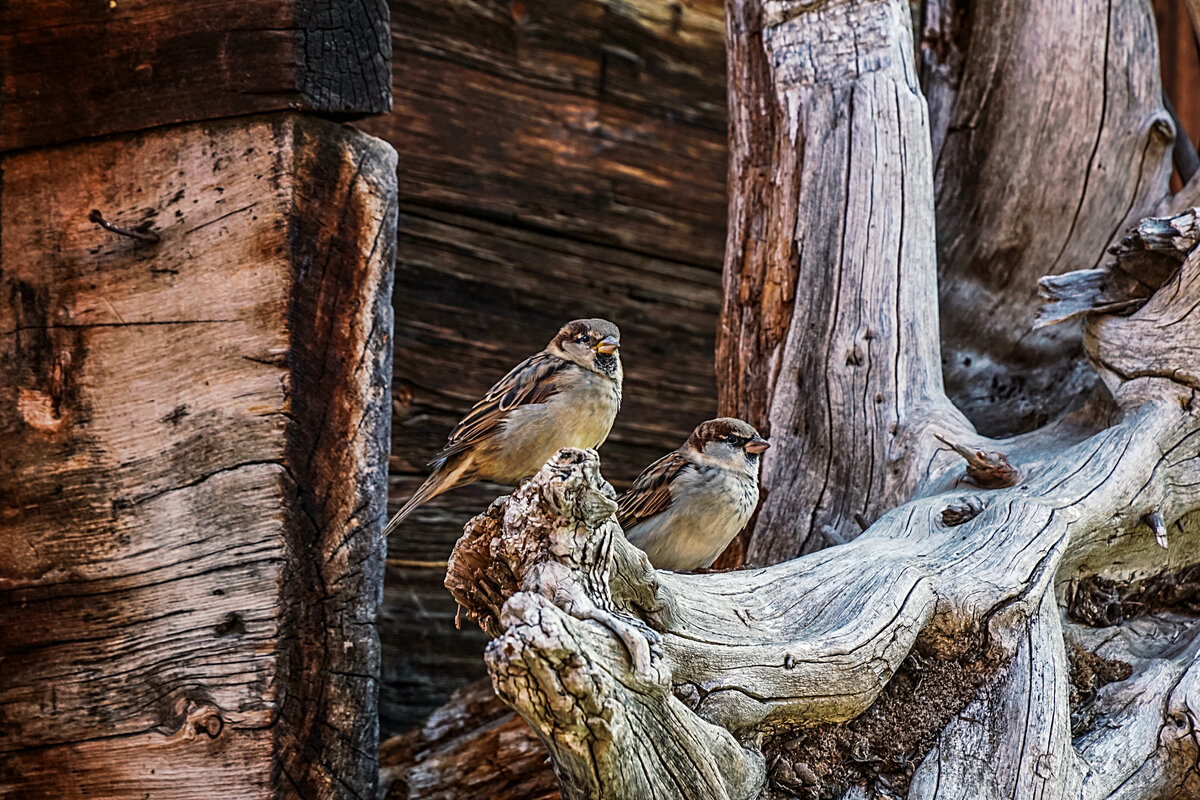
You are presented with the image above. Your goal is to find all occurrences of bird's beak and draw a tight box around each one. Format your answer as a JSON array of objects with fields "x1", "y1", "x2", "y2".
[
  {"x1": 594, "y1": 335, "x2": 620, "y2": 355},
  {"x1": 745, "y1": 437, "x2": 770, "y2": 454}
]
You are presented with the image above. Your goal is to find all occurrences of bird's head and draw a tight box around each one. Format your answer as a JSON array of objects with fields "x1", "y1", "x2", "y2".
[
  {"x1": 687, "y1": 417, "x2": 770, "y2": 475},
  {"x1": 551, "y1": 318, "x2": 622, "y2": 379}
]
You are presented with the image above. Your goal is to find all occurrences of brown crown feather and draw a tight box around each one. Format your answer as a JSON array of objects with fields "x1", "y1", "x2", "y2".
[
  {"x1": 551, "y1": 318, "x2": 620, "y2": 348},
  {"x1": 687, "y1": 417, "x2": 761, "y2": 450}
]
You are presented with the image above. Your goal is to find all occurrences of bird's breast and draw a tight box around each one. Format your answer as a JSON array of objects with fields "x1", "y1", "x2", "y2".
[
  {"x1": 482, "y1": 370, "x2": 620, "y2": 483},
  {"x1": 673, "y1": 466, "x2": 758, "y2": 526},
  {"x1": 545, "y1": 371, "x2": 621, "y2": 449},
  {"x1": 625, "y1": 466, "x2": 758, "y2": 570}
]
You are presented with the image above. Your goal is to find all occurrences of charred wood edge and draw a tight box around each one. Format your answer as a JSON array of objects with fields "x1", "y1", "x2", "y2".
[{"x1": 295, "y1": 0, "x2": 392, "y2": 115}]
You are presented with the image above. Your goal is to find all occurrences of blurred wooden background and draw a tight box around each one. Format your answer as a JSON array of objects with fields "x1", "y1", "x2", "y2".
[{"x1": 1158, "y1": 0, "x2": 1200, "y2": 189}]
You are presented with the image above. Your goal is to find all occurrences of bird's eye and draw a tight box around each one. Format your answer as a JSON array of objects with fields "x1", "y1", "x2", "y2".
[
  {"x1": 724, "y1": 435, "x2": 740, "y2": 445},
  {"x1": 578, "y1": 334, "x2": 592, "y2": 344}
]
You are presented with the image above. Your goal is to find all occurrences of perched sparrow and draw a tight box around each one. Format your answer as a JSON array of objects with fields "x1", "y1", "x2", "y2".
[
  {"x1": 382, "y1": 318, "x2": 623, "y2": 538},
  {"x1": 618, "y1": 418, "x2": 768, "y2": 570}
]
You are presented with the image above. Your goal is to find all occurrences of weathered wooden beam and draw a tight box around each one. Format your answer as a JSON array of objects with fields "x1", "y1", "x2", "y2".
[
  {"x1": 0, "y1": 1, "x2": 392, "y2": 152},
  {"x1": 0, "y1": 113, "x2": 397, "y2": 799},
  {"x1": 357, "y1": 0, "x2": 726, "y2": 268}
]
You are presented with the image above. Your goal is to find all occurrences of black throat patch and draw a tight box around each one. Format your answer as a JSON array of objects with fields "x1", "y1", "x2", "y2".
[{"x1": 593, "y1": 352, "x2": 618, "y2": 376}]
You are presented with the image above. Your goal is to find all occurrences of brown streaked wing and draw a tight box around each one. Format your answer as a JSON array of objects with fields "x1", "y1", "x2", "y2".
[
  {"x1": 617, "y1": 451, "x2": 691, "y2": 528},
  {"x1": 431, "y1": 352, "x2": 569, "y2": 466}
]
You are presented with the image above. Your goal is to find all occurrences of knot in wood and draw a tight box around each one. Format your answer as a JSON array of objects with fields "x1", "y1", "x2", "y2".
[{"x1": 940, "y1": 496, "x2": 986, "y2": 526}]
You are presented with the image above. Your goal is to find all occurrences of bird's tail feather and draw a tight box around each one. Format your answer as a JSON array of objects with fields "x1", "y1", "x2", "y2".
[{"x1": 379, "y1": 463, "x2": 466, "y2": 540}]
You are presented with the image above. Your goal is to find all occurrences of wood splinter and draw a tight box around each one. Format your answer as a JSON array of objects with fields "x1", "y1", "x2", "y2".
[
  {"x1": 934, "y1": 434, "x2": 1021, "y2": 489},
  {"x1": 1144, "y1": 510, "x2": 1169, "y2": 549}
]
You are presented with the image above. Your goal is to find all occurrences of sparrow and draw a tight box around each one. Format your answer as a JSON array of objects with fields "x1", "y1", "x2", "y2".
[
  {"x1": 617, "y1": 418, "x2": 769, "y2": 570},
  {"x1": 381, "y1": 318, "x2": 623, "y2": 538}
]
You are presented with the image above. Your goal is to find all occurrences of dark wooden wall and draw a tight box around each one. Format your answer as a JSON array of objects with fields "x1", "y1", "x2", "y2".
[{"x1": 357, "y1": 0, "x2": 729, "y2": 733}]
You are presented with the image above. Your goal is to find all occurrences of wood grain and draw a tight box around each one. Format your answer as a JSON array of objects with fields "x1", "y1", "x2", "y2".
[
  {"x1": 380, "y1": 679, "x2": 558, "y2": 800},
  {"x1": 449, "y1": 377, "x2": 1200, "y2": 799},
  {"x1": 358, "y1": 0, "x2": 727, "y2": 266},
  {"x1": 0, "y1": 113, "x2": 397, "y2": 799},
  {"x1": 361, "y1": 0, "x2": 728, "y2": 732},
  {"x1": 0, "y1": 0, "x2": 392, "y2": 151},
  {"x1": 923, "y1": 0, "x2": 1173, "y2": 435},
  {"x1": 719, "y1": 0, "x2": 962, "y2": 563}
]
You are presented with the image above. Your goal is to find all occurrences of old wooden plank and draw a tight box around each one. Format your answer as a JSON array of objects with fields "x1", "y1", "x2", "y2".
[
  {"x1": 388, "y1": 0, "x2": 726, "y2": 129},
  {"x1": 358, "y1": 0, "x2": 727, "y2": 267},
  {"x1": 0, "y1": 0, "x2": 391, "y2": 152},
  {"x1": 0, "y1": 113, "x2": 397, "y2": 798}
]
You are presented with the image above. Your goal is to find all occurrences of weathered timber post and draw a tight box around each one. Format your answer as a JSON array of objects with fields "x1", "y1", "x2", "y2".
[{"x1": 0, "y1": 4, "x2": 396, "y2": 799}]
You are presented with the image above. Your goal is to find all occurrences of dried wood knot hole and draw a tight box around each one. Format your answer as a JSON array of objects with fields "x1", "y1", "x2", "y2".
[{"x1": 941, "y1": 497, "x2": 985, "y2": 527}]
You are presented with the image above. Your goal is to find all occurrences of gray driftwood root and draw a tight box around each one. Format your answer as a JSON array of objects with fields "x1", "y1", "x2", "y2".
[
  {"x1": 441, "y1": 0, "x2": 1200, "y2": 795},
  {"x1": 451, "y1": 372, "x2": 1200, "y2": 796}
]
